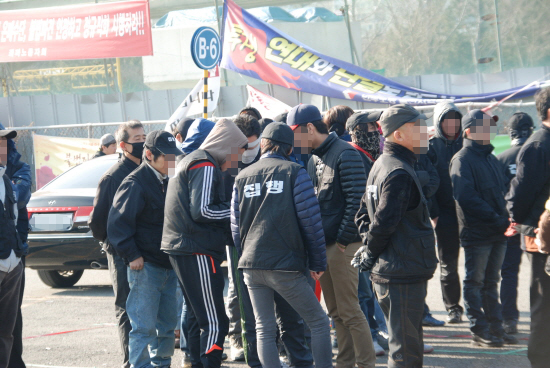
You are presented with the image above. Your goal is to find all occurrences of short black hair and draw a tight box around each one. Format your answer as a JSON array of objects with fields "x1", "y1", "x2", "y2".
[
  {"x1": 535, "y1": 87, "x2": 550, "y2": 122},
  {"x1": 310, "y1": 119, "x2": 329, "y2": 134},
  {"x1": 239, "y1": 107, "x2": 262, "y2": 120},
  {"x1": 116, "y1": 120, "x2": 143, "y2": 143},
  {"x1": 324, "y1": 105, "x2": 354, "y2": 136},
  {"x1": 234, "y1": 114, "x2": 261, "y2": 138},
  {"x1": 260, "y1": 138, "x2": 292, "y2": 159}
]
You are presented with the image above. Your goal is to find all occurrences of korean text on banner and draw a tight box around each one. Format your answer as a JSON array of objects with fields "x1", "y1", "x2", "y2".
[
  {"x1": 246, "y1": 85, "x2": 291, "y2": 119},
  {"x1": 33, "y1": 134, "x2": 100, "y2": 189},
  {"x1": 220, "y1": 0, "x2": 544, "y2": 105},
  {"x1": 164, "y1": 66, "x2": 220, "y2": 133},
  {"x1": 0, "y1": 0, "x2": 152, "y2": 62}
]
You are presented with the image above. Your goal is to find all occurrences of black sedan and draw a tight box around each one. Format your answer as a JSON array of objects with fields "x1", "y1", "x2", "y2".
[{"x1": 27, "y1": 154, "x2": 118, "y2": 287}]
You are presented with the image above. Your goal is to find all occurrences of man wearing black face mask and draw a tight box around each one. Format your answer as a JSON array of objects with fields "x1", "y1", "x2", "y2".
[
  {"x1": 496, "y1": 112, "x2": 534, "y2": 335},
  {"x1": 89, "y1": 119, "x2": 146, "y2": 368}
]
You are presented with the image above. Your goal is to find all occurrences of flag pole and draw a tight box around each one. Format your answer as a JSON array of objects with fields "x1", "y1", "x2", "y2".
[{"x1": 203, "y1": 69, "x2": 209, "y2": 118}]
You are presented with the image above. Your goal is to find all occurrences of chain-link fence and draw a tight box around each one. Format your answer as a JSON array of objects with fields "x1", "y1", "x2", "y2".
[{"x1": 13, "y1": 100, "x2": 538, "y2": 192}]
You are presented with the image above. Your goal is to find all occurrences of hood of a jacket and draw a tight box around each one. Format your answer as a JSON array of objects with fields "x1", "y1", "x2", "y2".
[
  {"x1": 433, "y1": 102, "x2": 463, "y2": 142},
  {"x1": 0, "y1": 123, "x2": 21, "y2": 166},
  {"x1": 181, "y1": 118, "x2": 215, "y2": 155},
  {"x1": 199, "y1": 118, "x2": 248, "y2": 166}
]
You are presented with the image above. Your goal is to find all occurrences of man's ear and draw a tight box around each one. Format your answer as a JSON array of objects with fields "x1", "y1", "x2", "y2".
[
  {"x1": 464, "y1": 127, "x2": 471, "y2": 138},
  {"x1": 119, "y1": 141, "x2": 126, "y2": 151}
]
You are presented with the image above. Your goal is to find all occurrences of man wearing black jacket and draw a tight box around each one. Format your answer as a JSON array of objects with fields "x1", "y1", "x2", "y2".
[
  {"x1": 506, "y1": 87, "x2": 550, "y2": 368},
  {"x1": 354, "y1": 104, "x2": 438, "y2": 368},
  {"x1": 450, "y1": 110, "x2": 516, "y2": 348},
  {"x1": 496, "y1": 112, "x2": 534, "y2": 335},
  {"x1": 288, "y1": 104, "x2": 375, "y2": 368},
  {"x1": 108, "y1": 130, "x2": 182, "y2": 368},
  {"x1": 427, "y1": 101, "x2": 464, "y2": 324},
  {"x1": 0, "y1": 128, "x2": 25, "y2": 368},
  {"x1": 89, "y1": 120, "x2": 145, "y2": 368}
]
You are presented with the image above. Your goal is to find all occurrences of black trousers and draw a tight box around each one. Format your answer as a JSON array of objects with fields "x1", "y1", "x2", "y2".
[
  {"x1": 500, "y1": 235, "x2": 522, "y2": 321},
  {"x1": 435, "y1": 223, "x2": 463, "y2": 312},
  {"x1": 374, "y1": 281, "x2": 426, "y2": 368},
  {"x1": 8, "y1": 257, "x2": 25, "y2": 368},
  {"x1": 170, "y1": 254, "x2": 229, "y2": 368},
  {"x1": 527, "y1": 252, "x2": 550, "y2": 368},
  {"x1": 106, "y1": 251, "x2": 131, "y2": 368},
  {"x1": 0, "y1": 262, "x2": 23, "y2": 368}
]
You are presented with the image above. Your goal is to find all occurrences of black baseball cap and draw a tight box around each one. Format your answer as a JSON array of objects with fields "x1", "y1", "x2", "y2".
[
  {"x1": 0, "y1": 129, "x2": 17, "y2": 139},
  {"x1": 145, "y1": 130, "x2": 183, "y2": 156},
  {"x1": 346, "y1": 111, "x2": 382, "y2": 132},
  {"x1": 508, "y1": 112, "x2": 534, "y2": 131},
  {"x1": 262, "y1": 122, "x2": 294, "y2": 146},
  {"x1": 379, "y1": 104, "x2": 427, "y2": 137},
  {"x1": 175, "y1": 118, "x2": 195, "y2": 141},
  {"x1": 462, "y1": 109, "x2": 493, "y2": 131},
  {"x1": 287, "y1": 104, "x2": 322, "y2": 131}
]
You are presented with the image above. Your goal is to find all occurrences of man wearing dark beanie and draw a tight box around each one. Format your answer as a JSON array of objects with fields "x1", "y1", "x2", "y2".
[
  {"x1": 354, "y1": 104, "x2": 438, "y2": 368},
  {"x1": 449, "y1": 109, "x2": 517, "y2": 347}
]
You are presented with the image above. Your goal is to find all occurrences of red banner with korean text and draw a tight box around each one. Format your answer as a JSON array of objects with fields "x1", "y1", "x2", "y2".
[{"x1": 0, "y1": 0, "x2": 152, "y2": 62}]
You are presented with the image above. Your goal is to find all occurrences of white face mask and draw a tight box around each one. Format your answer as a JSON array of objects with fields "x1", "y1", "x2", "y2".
[
  {"x1": 242, "y1": 136, "x2": 261, "y2": 164},
  {"x1": 0, "y1": 165, "x2": 6, "y2": 177}
]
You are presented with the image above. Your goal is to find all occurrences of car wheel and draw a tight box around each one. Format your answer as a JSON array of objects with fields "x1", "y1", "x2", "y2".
[{"x1": 37, "y1": 270, "x2": 85, "y2": 288}]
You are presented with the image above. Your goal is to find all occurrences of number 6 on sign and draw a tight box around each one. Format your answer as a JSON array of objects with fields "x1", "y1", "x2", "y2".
[{"x1": 190, "y1": 27, "x2": 221, "y2": 118}]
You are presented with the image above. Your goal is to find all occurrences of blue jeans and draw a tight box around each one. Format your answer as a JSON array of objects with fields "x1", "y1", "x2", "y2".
[
  {"x1": 500, "y1": 235, "x2": 522, "y2": 321},
  {"x1": 358, "y1": 271, "x2": 379, "y2": 340},
  {"x1": 127, "y1": 263, "x2": 178, "y2": 368},
  {"x1": 463, "y1": 241, "x2": 507, "y2": 335},
  {"x1": 176, "y1": 284, "x2": 189, "y2": 354}
]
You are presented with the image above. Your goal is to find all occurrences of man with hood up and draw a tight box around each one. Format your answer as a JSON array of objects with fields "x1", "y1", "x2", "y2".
[
  {"x1": 162, "y1": 119, "x2": 249, "y2": 368},
  {"x1": 427, "y1": 101, "x2": 465, "y2": 324},
  {"x1": 496, "y1": 112, "x2": 534, "y2": 335}
]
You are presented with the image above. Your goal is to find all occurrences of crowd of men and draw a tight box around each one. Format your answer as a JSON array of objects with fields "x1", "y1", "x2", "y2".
[{"x1": 2, "y1": 88, "x2": 550, "y2": 368}]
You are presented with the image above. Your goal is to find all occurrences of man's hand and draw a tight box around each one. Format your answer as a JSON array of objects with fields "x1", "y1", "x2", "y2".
[
  {"x1": 430, "y1": 217, "x2": 438, "y2": 228},
  {"x1": 129, "y1": 257, "x2": 144, "y2": 270},
  {"x1": 337, "y1": 243, "x2": 346, "y2": 253},
  {"x1": 505, "y1": 221, "x2": 518, "y2": 237},
  {"x1": 351, "y1": 246, "x2": 371, "y2": 271},
  {"x1": 310, "y1": 271, "x2": 324, "y2": 281}
]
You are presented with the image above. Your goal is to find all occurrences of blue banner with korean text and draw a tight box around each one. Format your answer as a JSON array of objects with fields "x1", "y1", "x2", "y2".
[{"x1": 220, "y1": 0, "x2": 544, "y2": 105}]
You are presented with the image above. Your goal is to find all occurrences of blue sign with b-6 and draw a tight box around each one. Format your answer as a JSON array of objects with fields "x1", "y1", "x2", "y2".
[{"x1": 190, "y1": 26, "x2": 221, "y2": 70}]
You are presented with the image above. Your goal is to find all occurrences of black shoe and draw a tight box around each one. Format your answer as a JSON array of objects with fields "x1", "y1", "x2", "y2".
[
  {"x1": 503, "y1": 319, "x2": 518, "y2": 334},
  {"x1": 500, "y1": 332, "x2": 519, "y2": 345},
  {"x1": 472, "y1": 332, "x2": 504, "y2": 347},
  {"x1": 422, "y1": 314, "x2": 446, "y2": 327},
  {"x1": 447, "y1": 308, "x2": 463, "y2": 324}
]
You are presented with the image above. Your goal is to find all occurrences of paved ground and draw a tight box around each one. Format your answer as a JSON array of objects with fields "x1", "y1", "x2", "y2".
[{"x1": 21, "y1": 252, "x2": 532, "y2": 368}]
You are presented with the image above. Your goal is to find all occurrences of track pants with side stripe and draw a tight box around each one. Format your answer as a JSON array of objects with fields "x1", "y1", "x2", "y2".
[{"x1": 170, "y1": 254, "x2": 229, "y2": 368}]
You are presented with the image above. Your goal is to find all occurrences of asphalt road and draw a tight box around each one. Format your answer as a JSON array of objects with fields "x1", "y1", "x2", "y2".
[{"x1": 21, "y1": 252, "x2": 532, "y2": 368}]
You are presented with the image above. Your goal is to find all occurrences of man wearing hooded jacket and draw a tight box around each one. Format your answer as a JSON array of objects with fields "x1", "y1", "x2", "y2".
[
  {"x1": 427, "y1": 102, "x2": 465, "y2": 323},
  {"x1": 162, "y1": 119, "x2": 249, "y2": 368}
]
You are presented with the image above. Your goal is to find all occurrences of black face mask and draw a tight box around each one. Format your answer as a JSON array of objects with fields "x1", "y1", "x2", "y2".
[{"x1": 124, "y1": 141, "x2": 144, "y2": 160}]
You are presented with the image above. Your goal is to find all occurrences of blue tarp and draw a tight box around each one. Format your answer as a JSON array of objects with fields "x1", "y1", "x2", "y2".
[{"x1": 154, "y1": 6, "x2": 341, "y2": 28}]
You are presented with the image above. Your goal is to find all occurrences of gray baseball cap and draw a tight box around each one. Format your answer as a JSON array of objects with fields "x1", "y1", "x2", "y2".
[
  {"x1": 379, "y1": 104, "x2": 427, "y2": 137},
  {"x1": 100, "y1": 133, "x2": 116, "y2": 146}
]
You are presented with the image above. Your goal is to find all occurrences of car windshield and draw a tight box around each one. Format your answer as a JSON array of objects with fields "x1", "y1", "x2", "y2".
[{"x1": 42, "y1": 157, "x2": 118, "y2": 190}]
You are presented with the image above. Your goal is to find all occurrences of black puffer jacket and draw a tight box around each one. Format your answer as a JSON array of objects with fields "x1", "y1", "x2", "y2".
[
  {"x1": 308, "y1": 133, "x2": 366, "y2": 246},
  {"x1": 450, "y1": 139, "x2": 509, "y2": 246}
]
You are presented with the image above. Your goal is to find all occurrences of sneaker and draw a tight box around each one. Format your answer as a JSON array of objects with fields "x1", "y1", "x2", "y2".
[
  {"x1": 447, "y1": 308, "x2": 463, "y2": 324},
  {"x1": 424, "y1": 344, "x2": 434, "y2": 354},
  {"x1": 471, "y1": 331, "x2": 504, "y2": 348},
  {"x1": 503, "y1": 319, "x2": 518, "y2": 334},
  {"x1": 422, "y1": 314, "x2": 445, "y2": 327},
  {"x1": 373, "y1": 340, "x2": 385, "y2": 356},
  {"x1": 500, "y1": 332, "x2": 519, "y2": 345},
  {"x1": 377, "y1": 330, "x2": 389, "y2": 350},
  {"x1": 222, "y1": 352, "x2": 228, "y2": 360},
  {"x1": 182, "y1": 353, "x2": 192, "y2": 368},
  {"x1": 230, "y1": 346, "x2": 245, "y2": 361}
]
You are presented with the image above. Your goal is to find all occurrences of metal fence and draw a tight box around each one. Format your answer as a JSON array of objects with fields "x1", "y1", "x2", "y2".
[{"x1": 12, "y1": 100, "x2": 537, "y2": 192}]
